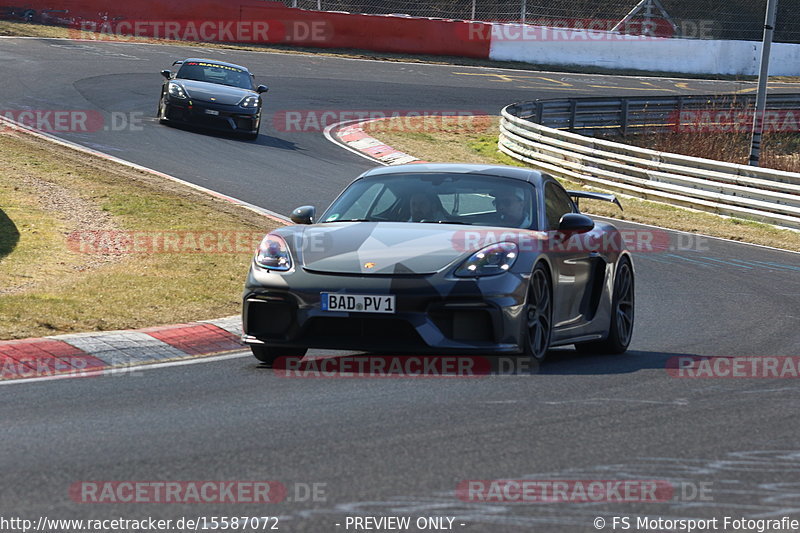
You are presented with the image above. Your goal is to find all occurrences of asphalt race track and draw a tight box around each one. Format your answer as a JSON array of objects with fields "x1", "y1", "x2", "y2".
[{"x1": 1, "y1": 38, "x2": 799, "y2": 532}]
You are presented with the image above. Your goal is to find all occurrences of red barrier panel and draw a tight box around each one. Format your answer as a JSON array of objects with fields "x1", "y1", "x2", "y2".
[{"x1": 9, "y1": 0, "x2": 491, "y2": 58}]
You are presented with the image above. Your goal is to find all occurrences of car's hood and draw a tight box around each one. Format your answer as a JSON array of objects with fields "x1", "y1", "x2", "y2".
[
  {"x1": 291, "y1": 222, "x2": 496, "y2": 275},
  {"x1": 176, "y1": 79, "x2": 254, "y2": 105}
]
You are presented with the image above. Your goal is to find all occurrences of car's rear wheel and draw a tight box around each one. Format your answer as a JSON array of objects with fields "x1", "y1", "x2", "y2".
[
  {"x1": 575, "y1": 257, "x2": 634, "y2": 355},
  {"x1": 251, "y1": 345, "x2": 307, "y2": 366},
  {"x1": 522, "y1": 263, "x2": 552, "y2": 362}
]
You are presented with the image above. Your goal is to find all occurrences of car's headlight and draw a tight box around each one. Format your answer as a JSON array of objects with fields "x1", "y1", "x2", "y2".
[
  {"x1": 168, "y1": 82, "x2": 188, "y2": 99},
  {"x1": 455, "y1": 242, "x2": 518, "y2": 277},
  {"x1": 255, "y1": 234, "x2": 292, "y2": 271},
  {"x1": 240, "y1": 95, "x2": 260, "y2": 108}
]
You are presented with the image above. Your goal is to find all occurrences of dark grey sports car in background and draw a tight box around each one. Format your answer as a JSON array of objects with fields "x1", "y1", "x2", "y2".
[
  {"x1": 157, "y1": 58, "x2": 268, "y2": 139},
  {"x1": 242, "y1": 163, "x2": 634, "y2": 364}
]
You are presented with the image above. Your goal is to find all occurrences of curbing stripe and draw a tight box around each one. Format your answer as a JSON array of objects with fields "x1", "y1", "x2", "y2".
[
  {"x1": 142, "y1": 323, "x2": 243, "y2": 356},
  {"x1": 326, "y1": 118, "x2": 429, "y2": 166},
  {"x1": 0, "y1": 321, "x2": 248, "y2": 381}
]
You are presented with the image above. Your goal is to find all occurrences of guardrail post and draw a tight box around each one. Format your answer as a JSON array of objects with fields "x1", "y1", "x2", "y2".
[
  {"x1": 535, "y1": 101, "x2": 544, "y2": 124},
  {"x1": 674, "y1": 96, "x2": 684, "y2": 132},
  {"x1": 569, "y1": 99, "x2": 577, "y2": 132},
  {"x1": 621, "y1": 99, "x2": 630, "y2": 137}
]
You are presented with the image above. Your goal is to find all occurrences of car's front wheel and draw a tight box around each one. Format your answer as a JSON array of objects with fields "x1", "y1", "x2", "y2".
[
  {"x1": 251, "y1": 345, "x2": 308, "y2": 366},
  {"x1": 575, "y1": 256, "x2": 634, "y2": 355},
  {"x1": 522, "y1": 263, "x2": 552, "y2": 362}
]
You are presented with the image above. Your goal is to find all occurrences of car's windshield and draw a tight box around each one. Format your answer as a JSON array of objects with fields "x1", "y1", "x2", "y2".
[
  {"x1": 320, "y1": 173, "x2": 537, "y2": 229},
  {"x1": 176, "y1": 61, "x2": 253, "y2": 89}
]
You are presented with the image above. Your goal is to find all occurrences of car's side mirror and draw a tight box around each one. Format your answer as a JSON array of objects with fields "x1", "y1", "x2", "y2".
[
  {"x1": 290, "y1": 205, "x2": 315, "y2": 225},
  {"x1": 161, "y1": 70, "x2": 172, "y2": 79},
  {"x1": 256, "y1": 85, "x2": 269, "y2": 94},
  {"x1": 558, "y1": 213, "x2": 594, "y2": 233}
]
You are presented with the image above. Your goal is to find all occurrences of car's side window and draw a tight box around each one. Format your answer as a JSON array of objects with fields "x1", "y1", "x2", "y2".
[{"x1": 544, "y1": 182, "x2": 575, "y2": 229}]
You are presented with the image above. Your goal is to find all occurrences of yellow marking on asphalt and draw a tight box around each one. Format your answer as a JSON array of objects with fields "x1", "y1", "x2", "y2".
[
  {"x1": 532, "y1": 76, "x2": 573, "y2": 87},
  {"x1": 453, "y1": 72, "x2": 533, "y2": 82},
  {"x1": 588, "y1": 85, "x2": 676, "y2": 92},
  {"x1": 516, "y1": 87, "x2": 580, "y2": 91}
]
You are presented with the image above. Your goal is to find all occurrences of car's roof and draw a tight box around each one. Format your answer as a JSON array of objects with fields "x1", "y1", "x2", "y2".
[
  {"x1": 179, "y1": 58, "x2": 251, "y2": 72},
  {"x1": 361, "y1": 163, "x2": 548, "y2": 184}
]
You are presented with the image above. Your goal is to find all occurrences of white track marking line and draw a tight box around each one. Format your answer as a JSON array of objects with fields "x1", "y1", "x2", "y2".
[{"x1": 0, "y1": 351, "x2": 253, "y2": 387}]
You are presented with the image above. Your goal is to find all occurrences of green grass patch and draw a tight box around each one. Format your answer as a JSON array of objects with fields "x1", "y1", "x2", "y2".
[{"x1": 0, "y1": 131, "x2": 279, "y2": 339}]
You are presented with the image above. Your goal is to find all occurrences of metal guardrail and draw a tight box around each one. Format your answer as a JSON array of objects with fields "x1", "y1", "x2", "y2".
[
  {"x1": 512, "y1": 93, "x2": 800, "y2": 136},
  {"x1": 499, "y1": 96, "x2": 800, "y2": 230}
]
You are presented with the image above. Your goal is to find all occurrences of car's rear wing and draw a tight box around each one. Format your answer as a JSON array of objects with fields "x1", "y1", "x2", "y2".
[{"x1": 567, "y1": 190, "x2": 623, "y2": 211}]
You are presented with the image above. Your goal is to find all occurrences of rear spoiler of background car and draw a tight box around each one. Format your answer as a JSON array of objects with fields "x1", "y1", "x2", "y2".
[{"x1": 567, "y1": 190, "x2": 623, "y2": 211}]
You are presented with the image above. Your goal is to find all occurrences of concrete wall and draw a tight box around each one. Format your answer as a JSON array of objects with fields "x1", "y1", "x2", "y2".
[{"x1": 488, "y1": 23, "x2": 800, "y2": 76}]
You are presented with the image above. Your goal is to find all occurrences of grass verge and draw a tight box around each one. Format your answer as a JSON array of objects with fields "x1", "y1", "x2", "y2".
[
  {"x1": 602, "y1": 131, "x2": 800, "y2": 173},
  {"x1": 363, "y1": 116, "x2": 800, "y2": 252},
  {"x1": 0, "y1": 127, "x2": 279, "y2": 340}
]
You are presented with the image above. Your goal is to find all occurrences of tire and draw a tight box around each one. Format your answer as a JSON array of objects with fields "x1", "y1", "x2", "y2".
[
  {"x1": 251, "y1": 345, "x2": 307, "y2": 366},
  {"x1": 575, "y1": 256, "x2": 634, "y2": 355},
  {"x1": 522, "y1": 263, "x2": 553, "y2": 362},
  {"x1": 243, "y1": 131, "x2": 259, "y2": 141}
]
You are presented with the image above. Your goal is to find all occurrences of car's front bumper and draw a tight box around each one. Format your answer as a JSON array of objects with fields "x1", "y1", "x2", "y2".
[
  {"x1": 163, "y1": 97, "x2": 260, "y2": 134},
  {"x1": 242, "y1": 266, "x2": 531, "y2": 354}
]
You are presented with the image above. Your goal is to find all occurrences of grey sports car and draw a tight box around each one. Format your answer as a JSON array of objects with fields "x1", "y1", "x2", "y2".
[
  {"x1": 242, "y1": 163, "x2": 634, "y2": 364},
  {"x1": 157, "y1": 58, "x2": 268, "y2": 139}
]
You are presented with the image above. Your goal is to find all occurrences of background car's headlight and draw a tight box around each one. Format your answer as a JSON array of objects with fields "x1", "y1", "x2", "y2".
[
  {"x1": 240, "y1": 95, "x2": 260, "y2": 108},
  {"x1": 255, "y1": 234, "x2": 292, "y2": 271},
  {"x1": 167, "y1": 82, "x2": 188, "y2": 99},
  {"x1": 455, "y1": 242, "x2": 518, "y2": 277}
]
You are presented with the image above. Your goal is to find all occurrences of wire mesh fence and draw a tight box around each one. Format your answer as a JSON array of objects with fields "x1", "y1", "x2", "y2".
[{"x1": 279, "y1": 0, "x2": 800, "y2": 43}]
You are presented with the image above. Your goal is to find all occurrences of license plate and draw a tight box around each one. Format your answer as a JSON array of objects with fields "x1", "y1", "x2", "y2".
[
  {"x1": 321, "y1": 293, "x2": 395, "y2": 314},
  {"x1": 204, "y1": 109, "x2": 220, "y2": 115}
]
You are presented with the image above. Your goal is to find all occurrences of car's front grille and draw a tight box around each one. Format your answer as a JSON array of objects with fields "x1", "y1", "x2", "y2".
[
  {"x1": 303, "y1": 317, "x2": 426, "y2": 347},
  {"x1": 429, "y1": 308, "x2": 495, "y2": 343},
  {"x1": 245, "y1": 297, "x2": 296, "y2": 339}
]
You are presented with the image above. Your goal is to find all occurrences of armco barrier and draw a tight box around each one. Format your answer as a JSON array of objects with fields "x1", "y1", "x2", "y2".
[
  {"x1": 499, "y1": 100, "x2": 800, "y2": 230},
  {"x1": 524, "y1": 93, "x2": 800, "y2": 136},
  {"x1": 7, "y1": 0, "x2": 491, "y2": 57}
]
